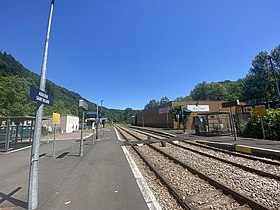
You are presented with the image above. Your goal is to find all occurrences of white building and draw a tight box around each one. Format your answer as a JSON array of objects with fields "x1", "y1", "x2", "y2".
[{"x1": 42, "y1": 114, "x2": 79, "y2": 134}]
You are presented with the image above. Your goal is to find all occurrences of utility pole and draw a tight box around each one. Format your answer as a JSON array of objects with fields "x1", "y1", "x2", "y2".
[
  {"x1": 96, "y1": 104, "x2": 99, "y2": 139},
  {"x1": 100, "y1": 100, "x2": 104, "y2": 137},
  {"x1": 28, "y1": 0, "x2": 55, "y2": 209},
  {"x1": 79, "y1": 111, "x2": 85, "y2": 156}
]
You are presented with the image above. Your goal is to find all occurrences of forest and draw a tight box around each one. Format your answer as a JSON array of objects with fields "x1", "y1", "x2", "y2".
[
  {"x1": 144, "y1": 44, "x2": 280, "y2": 109},
  {"x1": 0, "y1": 51, "x2": 131, "y2": 122}
]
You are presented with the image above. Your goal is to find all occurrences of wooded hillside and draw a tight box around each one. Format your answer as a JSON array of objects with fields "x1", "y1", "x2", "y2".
[{"x1": 0, "y1": 51, "x2": 126, "y2": 122}]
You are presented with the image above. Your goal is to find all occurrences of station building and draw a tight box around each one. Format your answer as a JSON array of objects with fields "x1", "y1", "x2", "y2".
[{"x1": 130, "y1": 100, "x2": 241, "y2": 135}]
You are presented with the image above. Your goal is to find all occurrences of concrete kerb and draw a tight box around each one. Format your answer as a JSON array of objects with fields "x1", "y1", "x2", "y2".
[{"x1": 195, "y1": 140, "x2": 280, "y2": 160}]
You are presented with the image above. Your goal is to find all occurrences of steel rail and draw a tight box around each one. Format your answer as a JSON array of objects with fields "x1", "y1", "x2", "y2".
[
  {"x1": 169, "y1": 142, "x2": 280, "y2": 181},
  {"x1": 118, "y1": 125, "x2": 271, "y2": 209},
  {"x1": 132, "y1": 144, "x2": 194, "y2": 210},
  {"x1": 128, "y1": 125, "x2": 176, "y2": 138},
  {"x1": 116, "y1": 126, "x2": 144, "y2": 141},
  {"x1": 182, "y1": 140, "x2": 280, "y2": 166},
  {"x1": 148, "y1": 144, "x2": 270, "y2": 210},
  {"x1": 115, "y1": 126, "x2": 193, "y2": 210}
]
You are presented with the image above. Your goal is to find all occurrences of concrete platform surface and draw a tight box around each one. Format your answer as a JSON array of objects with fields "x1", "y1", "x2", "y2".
[{"x1": 0, "y1": 127, "x2": 149, "y2": 210}]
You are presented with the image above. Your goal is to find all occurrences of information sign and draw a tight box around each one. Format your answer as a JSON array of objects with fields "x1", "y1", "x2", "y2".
[
  {"x1": 79, "y1": 99, "x2": 88, "y2": 110},
  {"x1": 187, "y1": 105, "x2": 209, "y2": 112},
  {"x1": 159, "y1": 107, "x2": 170, "y2": 114},
  {"x1": 252, "y1": 107, "x2": 267, "y2": 117},
  {"x1": 30, "y1": 86, "x2": 53, "y2": 106},
  {"x1": 52, "y1": 113, "x2": 60, "y2": 125}
]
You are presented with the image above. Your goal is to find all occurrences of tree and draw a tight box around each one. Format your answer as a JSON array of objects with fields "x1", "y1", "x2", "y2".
[
  {"x1": 144, "y1": 99, "x2": 159, "y2": 110},
  {"x1": 123, "y1": 108, "x2": 137, "y2": 122},
  {"x1": 0, "y1": 51, "x2": 128, "y2": 121},
  {"x1": 190, "y1": 81, "x2": 228, "y2": 101},
  {"x1": 190, "y1": 82, "x2": 208, "y2": 100},
  {"x1": 206, "y1": 82, "x2": 228, "y2": 100},
  {"x1": 159, "y1": 96, "x2": 169, "y2": 105},
  {"x1": 0, "y1": 76, "x2": 35, "y2": 116},
  {"x1": 169, "y1": 104, "x2": 188, "y2": 131},
  {"x1": 242, "y1": 49, "x2": 280, "y2": 101},
  {"x1": 175, "y1": 96, "x2": 192, "y2": 101}
]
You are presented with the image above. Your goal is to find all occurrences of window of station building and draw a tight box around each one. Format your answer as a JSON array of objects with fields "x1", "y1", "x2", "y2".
[
  {"x1": 243, "y1": 106, "x2": 252, "y2": 113},
  {"x1": 237, "y1": 109, "x2": 242, "y2": 113}
]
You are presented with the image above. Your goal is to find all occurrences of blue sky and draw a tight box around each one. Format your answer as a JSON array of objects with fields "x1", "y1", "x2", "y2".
[{"x1": 1, "y1": 0, "x2": 280, "y2": 110}]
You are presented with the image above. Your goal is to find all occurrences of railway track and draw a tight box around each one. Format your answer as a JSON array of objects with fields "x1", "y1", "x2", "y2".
[
  {"x1": 126, "y1": 126, "x2": 280, "y2": 180},
  {"x1": 116, "y1": 125, "x2": 275, "y2": 209}
]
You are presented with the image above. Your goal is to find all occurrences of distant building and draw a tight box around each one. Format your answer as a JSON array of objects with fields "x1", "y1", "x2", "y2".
[
  {"x1": 134, "y1": 101, "x2": 233, "y2": 130},
  {"x1": 42, "y1": 114, "x2": 79, "y2": 134}
]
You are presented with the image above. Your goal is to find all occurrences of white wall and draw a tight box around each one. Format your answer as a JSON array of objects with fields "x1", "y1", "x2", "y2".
[
  {"x1": 64, "y1": 115, "x2": 79, "y2": 133},
  {"x1": 42, "y1": 115, "x2": 79, "y2": 134}
]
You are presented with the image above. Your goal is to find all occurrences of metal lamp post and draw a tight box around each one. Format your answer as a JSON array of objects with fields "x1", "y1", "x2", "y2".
[
  {"x1": 96, "y1": 103, "x2": 99, "y2": 140},
  {"x1": 100, "y1": 100, "x2": 104, "y2": 136},
  {"x1": 28, "y1": 1, "x2": 55, "y2": 209},
  {"x1": 78, "y1": 100, "x2": 88, "y2": 157}
]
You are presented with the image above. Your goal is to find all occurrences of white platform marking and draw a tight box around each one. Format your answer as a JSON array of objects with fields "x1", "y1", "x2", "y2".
[
  {"x1": 122, "y1": 146, "x2": 162, "y2": 210},
  {"x1": 114, "y1": 127, "x2": 123, "y2": 141}
]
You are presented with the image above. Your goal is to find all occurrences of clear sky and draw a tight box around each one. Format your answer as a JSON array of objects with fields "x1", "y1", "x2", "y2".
[{"x1": 1, "y1": 0, "x2": 280, "y2": 110}]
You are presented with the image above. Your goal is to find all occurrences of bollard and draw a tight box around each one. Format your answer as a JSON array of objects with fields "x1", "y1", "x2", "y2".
[{"x1": 161, "y1": 141, "x2": 166, "y2": 147}]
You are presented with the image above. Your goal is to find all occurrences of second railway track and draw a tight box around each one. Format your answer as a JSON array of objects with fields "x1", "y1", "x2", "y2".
[{"x1": 115, "y1": 125, "x2": 279, "y2": 209}]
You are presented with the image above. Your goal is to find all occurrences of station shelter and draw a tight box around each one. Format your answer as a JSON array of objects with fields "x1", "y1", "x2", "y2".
[
  {"x1": 194, "y1": 112, "x2": 232, "y2": 136},
  {"x1": 0, "y1": 116, "x2": 50, "y2": 152}
]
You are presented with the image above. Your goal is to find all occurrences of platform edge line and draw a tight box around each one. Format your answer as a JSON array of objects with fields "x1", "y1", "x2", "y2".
[{"x1": 121, "y1": 146, "x2": 162, "y2": 210}]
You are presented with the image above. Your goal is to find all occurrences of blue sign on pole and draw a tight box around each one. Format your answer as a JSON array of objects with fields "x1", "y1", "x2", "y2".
[
  {"x1": 86, "y1": 111, "x2": 102, "y2": 118},
  {"x1": 30, "y1": 86, "x2": 54, "y2": 106}
]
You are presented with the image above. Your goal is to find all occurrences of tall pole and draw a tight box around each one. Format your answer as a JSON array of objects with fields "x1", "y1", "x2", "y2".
[
  {"x1": 79, "y1": 111, "x2": 84, "y2": 156},
  {"x1": 101, "y1": 100, "x2": 103, "y2": 115},
  {"x1": 52, "y1": 124, "x2": 56, "y2": 157},
  {"x1": 28, "y1": 0, "x2": 54, "y2": 209},
  {"x1": 5, "y1": 117, "x2": 11, "y2": 152},
  {"x1": 230, "y1": 107, "x2": 237, "y2": 141},
  {"x1": 268, "y1": 56, "x2": 280, "y2": 100},
  {"x1": 260, "y1": 116, "x2": 266, "y2": 139},
  {"x1": 100, "y1": 100, "x2": 104, "y2": 136},
  {"x1": 96, "y1": 104, "x2": 99, "y2": 139}
]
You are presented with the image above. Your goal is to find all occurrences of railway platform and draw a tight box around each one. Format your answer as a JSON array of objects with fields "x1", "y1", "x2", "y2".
[
  {"x1": 38, "y1": 127, "x2": 151, "y2": 210},
  {"x1": 0, "y1": 127, "x2": 152, "y2": 210}
]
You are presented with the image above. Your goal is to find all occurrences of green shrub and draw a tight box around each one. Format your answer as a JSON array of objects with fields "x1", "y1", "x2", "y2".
[{"x1": 240, "y1": 108, "x2": 280, "y2": 140}]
